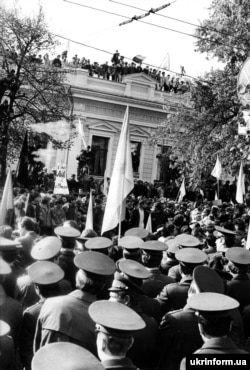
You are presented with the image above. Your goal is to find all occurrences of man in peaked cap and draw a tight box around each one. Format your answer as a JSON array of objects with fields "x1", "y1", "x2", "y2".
[
  {"x1": 140, "y1": 240, "x2": 175, "y2": 297},
  {"x1": 20, "y1": 261, "x2": 65, "y2": 370},
  {"x1": 85, "y1": 236, "x2": 113, "y2": 255},
  {"x1": 225, "y1": 247, "x2": 250, "y2": 311},
  {"x1": 118, "y1": 258, "x2": 161, "y2": 323},
  {"x1": 0, "y1": 236, "x2": 24, "y2": 299},
  {"x1": 0, "y1": 257, "x2": 22, "y2": 350},
  {"x1": 16, "y1": 236, "x2": 71, "y2": 310},
  {"x1": 118, "y1": 235, "x2": 144, "y2": 263},
  {"x1": 125, "y1": 227, "x2": 149, "y2": 240},
  {"x1": 0, "y1": 320, "x2": 15, "y2": 370},
  {"x1": 34, "y1": 251, "x2": 115, "y2": 356},
  {"x1": 157, "y1": 248, "x2": 207, "y2": 316},
  {"x1": 54, "y1": 226, "x2": 81, "y2": 289},
  {"x1": 168, "y1": 234, "x2": 201, "y2": 282},
  {"x1": 160, "y1": 238, "x2": 179, "y2": 275},
  {"x1": 32, "y1": 342, "x2": 104, "y2": 370},
  {"x1": 214, "y1": 225, "x2": 236, "y2": 253},
  {"x1": 157, "y1": 266, "x2": 232, "y2": 370},
  {"x1": 108, "y1": 273, "x2": 159, "y2": 369},
  {"x1": 180, "y1": 293, "x2": 248, "y2": 364},
  {"x1": 89, "y1": 300, "x2": 145, "y2": 370}
]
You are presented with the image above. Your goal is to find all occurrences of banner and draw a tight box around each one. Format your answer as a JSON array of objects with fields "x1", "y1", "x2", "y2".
[{"x1": 53, "y1": 163, "x2": 69, "y2": 195}]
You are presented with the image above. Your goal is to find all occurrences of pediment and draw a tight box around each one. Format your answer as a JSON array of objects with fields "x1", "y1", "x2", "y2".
[
  {"x1": 88, "y1": 120, "x2": 118, "y2": 133},
  {"x1": 130, "y1": 126, "x2": 149, "y2": 138},
  {"x1": 123, "y1": 73, "x2": 156, "y2": 85}
]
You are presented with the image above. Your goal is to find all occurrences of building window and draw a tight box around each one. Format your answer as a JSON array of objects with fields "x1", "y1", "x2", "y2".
[
  {"x1": 91, "y1": 136, "x2": 109, "y2": 176},
  {"x1": 131, "y1": 141, "x2": 141, "y2": 173}
]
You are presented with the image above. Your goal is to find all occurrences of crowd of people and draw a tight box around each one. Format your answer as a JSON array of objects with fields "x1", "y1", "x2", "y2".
[
  {"x1": 23, "y1": 49, "x2": 192, "y2": 94},
  {"x1": 1, "y1": 173, "x2": 250, "y2": 369}
]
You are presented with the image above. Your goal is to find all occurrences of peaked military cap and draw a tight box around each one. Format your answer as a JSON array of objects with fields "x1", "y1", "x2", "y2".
[
  {"x1": 175, "y1": 234, "x2": 200, "y2": 248},
  {"x1": 0, "y1": 257, "x2": 11, "y2": 275},
  {"x1": 54, "y1": 226, "x2": 81, "y2": 238},
  {"x1": 166, "y1": 238, "x2": 179, "y2": 254},
  {"x1": 226, "y1": 247, "x2": 250, "y2": 265},
  {"x1": 89, "y1": 300, "x2": 145, "y2": 335},
  {"x1": 142, "y1": 240, "x2": 168, "y2": 251},
  {"x1": 74, "y1": 251, "x2": 116, "y2": 276},
  {"x1": 0, "y1": 320, "x2": 10, "y2": 337},
  {"x1": 214, "y1": 225, "x2": 236, "y2": 236},
  {"x1": 32, "y1": 342, "x2": 104, "y2": 370},
  {"x1": 193, "y1": 265, "x2": 224, "y2": 294},
  {"x1": 119, "y1": 235, "x2": 144, "y2": 250},
  {"x1": 108, "y1": 278, "x2": 128, "y2": 292},
  {"x1": 175, "y1": 248, "x2": 207, "y2": 264},
  {"x1": 0, "y1": 237, "x2": 22, "y2": 251},
  {"x1": 119, "y1": 259, "x2": 151, "y2": 279},
  {"x1": 187, "y1": 292, "x2": 239, "y2": 317},
  {"x1": 31, "y1": 237, "x2": 62, "y2": 260},
  {"x1": 28, "y1": 261, "x2": 64, "y2": 285},
  {"x1": 125, "y1": 227, "x2": 149, "y2": 239},
  {"x1": 77, "y1": 229, "x2": 98, "y2": 243},
  {"x1": 85, "y1": 237, "x2": 112, "y2": 250}
]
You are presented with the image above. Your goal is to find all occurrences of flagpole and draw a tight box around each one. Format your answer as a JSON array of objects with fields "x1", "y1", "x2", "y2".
[
  {"x1": 118, "y1": 172, "x2": 125, "y2": 241},
  {"x1": 217, "y1": 180, "x2": 220, "y2": 200}
]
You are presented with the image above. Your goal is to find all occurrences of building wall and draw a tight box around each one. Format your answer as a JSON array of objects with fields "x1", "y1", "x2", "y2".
[{"x1": 64, "y1": 69, "x2": 192, "y2": 182}]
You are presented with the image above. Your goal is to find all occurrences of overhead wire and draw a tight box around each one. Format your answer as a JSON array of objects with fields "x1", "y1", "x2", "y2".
[
  {"x1": 63, "y1": 0, "x2": 206, "y2": 40},
  {"x1": 52, "y1": 32, "x2": 213, "y2": 83},
  {"x1": 63, "y1": 0, "x2": 248, "y2": 54},
  {"x1": 110, "y1": 0, "x2": 242, "y2": 41}
]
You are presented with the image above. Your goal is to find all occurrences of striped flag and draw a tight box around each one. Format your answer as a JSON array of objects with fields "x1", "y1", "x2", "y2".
[
  {"x1": 78, "y1": 118, "x2": 87, "y2": 150},
  {"x1": 236, "y1": 161, "x2": 245, "y2": 204},
  {"x1": 101, "y1": 106, "x2": 134, "y2": 234}
]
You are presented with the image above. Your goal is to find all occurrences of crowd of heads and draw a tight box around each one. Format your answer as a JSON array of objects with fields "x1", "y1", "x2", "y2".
[{"x1": 23, "y1": 49, "x2": 192, "y2": 94}]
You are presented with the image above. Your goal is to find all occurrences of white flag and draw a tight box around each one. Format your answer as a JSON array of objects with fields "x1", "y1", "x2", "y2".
[
  {"x1": 215, "y1": 191, "x2": 218, "y2": 201},
  {"x1": 246, "y1": 222, "x2": 250, "y2": 250},
  {"x1": 236, "y1": 161, "x2": 245, "y2": 204},
  {"x1": 78, "y1": 118, "x2": 87, "y2": 150},
  {"x1": 103, "y1": 169, "x2": 109, "y2": 197},
  {"x1": 0, "y1": 169, "x2": 14, "y2": 225},
  {"x1": 146, "y1": 213, "x2": 152, "y2": 233},
  {"x1": 211, "y1": 155, "x2": 222, "y2": 180},
  {"x1": 177, "y1": 178, "x2": 186, "y2": 203},
  {"x1": 85, "y1": 189, "x2": 93, "y2": 230},
  {"x1": 101, "y1": 106, "x2": 134, "y2": 234}
]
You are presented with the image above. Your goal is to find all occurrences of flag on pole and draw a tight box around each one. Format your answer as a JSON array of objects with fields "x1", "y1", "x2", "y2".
[
  {"x1": 16, "y1": 131, "x2": 29, "y2": 187},
  {"x1": 162, "y1": 52, "x2": 170, "y2": 70},
  {"x1": 103, "y1": 169, "x2": 109, "y2": 197},
  {"x1": 146, "y1": 213, "x2": 152, "y2": 233},
  {"x1": 177, "y1": 178, "x2": 186, "y2": 203},
  {"x1": 85, "y1": 189, "x2": 93, "y2": 230},
  {"x1": 78, "y1": 118, "x2": 87, "y2": 150},
  {"x1": 0, "y1": 169, "x2": 14, "y2": 226},
  {"x1": 132, "y1": 55, "x2": 146, "y2": 64},
  {"x1": 211, "y1": 155, "x2": 222, "y2": 180},
  {"x1": 236, "y1": 161, "x2": 245, "y2": 204},
  {"x1": 246, "y1": 222, "x2": 250, "y2": 250},
  {"x1": 101, "y1": 106, "x2": 134, "y2": 234}
]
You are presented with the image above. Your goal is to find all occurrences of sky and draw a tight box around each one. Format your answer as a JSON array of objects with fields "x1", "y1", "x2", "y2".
[{"x1": 2, "y1": 0, "x2": 223, "y2": 79}]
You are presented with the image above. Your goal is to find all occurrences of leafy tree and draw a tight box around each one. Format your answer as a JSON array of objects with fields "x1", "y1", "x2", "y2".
[
  {"x1": 0, "y1": 6, "x2": 74, "y2": 185},
  {"x1": 151, "y1": 0, "x2": 250, "y2": 189}
]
